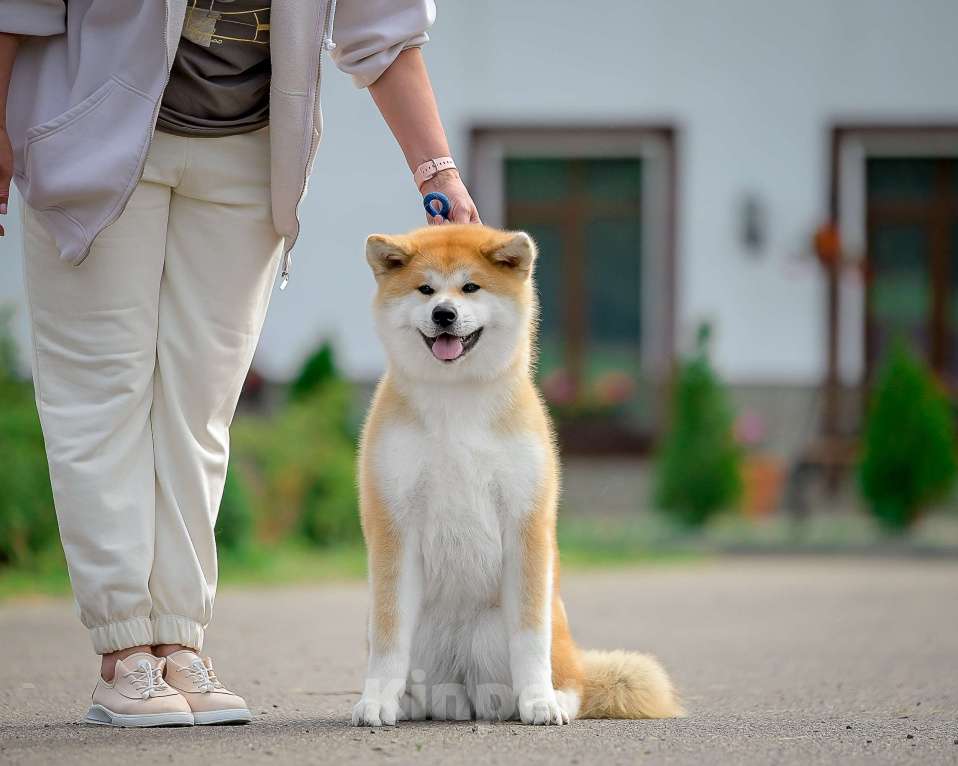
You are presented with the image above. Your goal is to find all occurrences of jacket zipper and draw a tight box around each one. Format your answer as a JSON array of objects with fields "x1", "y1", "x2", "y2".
[{"x1": 280, "y1": 0, "x2": 337, "y2": 290}]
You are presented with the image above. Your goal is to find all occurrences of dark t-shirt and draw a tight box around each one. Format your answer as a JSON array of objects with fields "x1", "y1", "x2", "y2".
[{"x1": 157, "y1": 1, "x2": 271, "y2": 138}]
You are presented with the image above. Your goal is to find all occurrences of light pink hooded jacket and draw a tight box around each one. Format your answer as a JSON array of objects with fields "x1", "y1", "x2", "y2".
[{"x1": 2, "y1": 0, "x2": 435, "y2": 280}]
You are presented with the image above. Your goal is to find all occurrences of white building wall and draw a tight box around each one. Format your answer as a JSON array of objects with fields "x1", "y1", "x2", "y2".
[{"x1": 2, "y1": 0, "x2": 957, "y2": 384}]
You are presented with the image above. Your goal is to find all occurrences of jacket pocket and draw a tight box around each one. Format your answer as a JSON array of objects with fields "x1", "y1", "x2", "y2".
[{"x1": 21, "y1": 76, "x2": 155, "y2": 236}]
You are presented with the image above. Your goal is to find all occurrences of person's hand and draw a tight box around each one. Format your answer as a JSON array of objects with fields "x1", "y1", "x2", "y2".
[
  {"x1": 0, "y1": 127, "x2": 12, "y2": 237},
  {"x1": 420, "y1": 169, "x2": 480, "y2": 225}
]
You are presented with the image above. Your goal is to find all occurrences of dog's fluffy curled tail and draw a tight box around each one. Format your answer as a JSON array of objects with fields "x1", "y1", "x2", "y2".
[{"x1": 578, "y1": 649, "x2": 684, "y2": 719}]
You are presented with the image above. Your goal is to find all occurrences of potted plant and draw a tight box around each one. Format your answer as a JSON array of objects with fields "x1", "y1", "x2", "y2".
[{"x1": 734, "y1": 409, "x2": 785, "y2": 518}]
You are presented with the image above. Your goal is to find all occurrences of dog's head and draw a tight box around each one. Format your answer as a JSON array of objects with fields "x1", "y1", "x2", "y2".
[{"x1": 366, "y1": 224, "x2": 537, "y2": 383}]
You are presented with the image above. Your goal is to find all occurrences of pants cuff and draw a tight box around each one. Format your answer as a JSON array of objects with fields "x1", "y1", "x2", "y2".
[
  {"x1": 152, "y1": 614, "x2": 204, "y2": 652},
  {"x1": 89, "y1": 617, "x2": 154, "y2": 655}
]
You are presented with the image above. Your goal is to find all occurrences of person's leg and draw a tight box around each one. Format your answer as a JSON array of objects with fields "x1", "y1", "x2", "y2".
[
  {"x1": 148, "y1": 127, "x2": 282, "y2": 653},
  {"x1": 21, "y1": 133, "x2": 183, "y2": 678}
]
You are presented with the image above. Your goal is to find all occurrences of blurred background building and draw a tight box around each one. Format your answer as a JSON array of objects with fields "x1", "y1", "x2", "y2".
[{"x1": 2, "y1": 0, "x2": 957, "y2": 499}]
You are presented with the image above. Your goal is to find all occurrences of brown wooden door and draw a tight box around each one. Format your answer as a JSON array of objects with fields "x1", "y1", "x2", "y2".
[{"x1": 866, "y1": 157, "x2": 958, "y2": 386}]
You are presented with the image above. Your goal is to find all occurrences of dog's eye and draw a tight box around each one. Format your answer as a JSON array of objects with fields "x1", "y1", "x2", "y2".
[
  {"x1": 417, "y1": 285, "x2": 435, "y2": 295},
  {"x1": 462, "y1": 283, "x2": 481, "y2": 294}
]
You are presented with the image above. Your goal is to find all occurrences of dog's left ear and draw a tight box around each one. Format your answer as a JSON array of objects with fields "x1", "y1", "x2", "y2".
[
  {"x1": 366, "y1": 234, "x2": 414, "y2": 277},
  {"x1": 481, "y1": 232, "x2": 537, "y2": 276}
]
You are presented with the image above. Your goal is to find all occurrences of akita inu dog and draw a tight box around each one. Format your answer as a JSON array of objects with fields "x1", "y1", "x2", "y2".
[{"x1": 352, "y1": 224, "x2": 682, "y2": 726}]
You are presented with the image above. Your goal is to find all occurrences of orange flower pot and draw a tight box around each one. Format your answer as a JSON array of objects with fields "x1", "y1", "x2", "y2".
[{"x1": 741, "y1": 454, "x2": 786, "y2": 518}]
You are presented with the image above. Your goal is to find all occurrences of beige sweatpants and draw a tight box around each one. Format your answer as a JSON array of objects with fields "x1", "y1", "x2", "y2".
[{"x1": 23, "y1": 127, "x2": 283, "y2": 654}]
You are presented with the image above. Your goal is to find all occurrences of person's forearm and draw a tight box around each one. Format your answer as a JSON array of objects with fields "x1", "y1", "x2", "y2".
[
  {"x1": 0, "y1": 33, "x2": 20, "y2": 129},
  {"x1": 368, "y1": 48, "x2": 451, "y2": 176},
  {"x1": 368, "y1": 46, "x2": 479, "y2": 224}
]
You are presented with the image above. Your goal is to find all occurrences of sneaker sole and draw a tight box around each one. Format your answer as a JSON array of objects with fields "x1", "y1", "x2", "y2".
[
  {"x1": 85, "y1": 704, "x2": 194, "y2": 728},
  {"x1": 193, "y1": 708, "x2": 253, "y2": 725}
]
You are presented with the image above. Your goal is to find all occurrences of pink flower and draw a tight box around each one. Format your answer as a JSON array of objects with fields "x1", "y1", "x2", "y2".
[
  {"x1": 593, "y1": 371, "x2": 635, "y2": 406},
  {"x1": 541, "y1": 369, "x2": 577, "y2": 405},
  {"x1": 734, "y1": 409, "x2": 766, "y2": 447}
]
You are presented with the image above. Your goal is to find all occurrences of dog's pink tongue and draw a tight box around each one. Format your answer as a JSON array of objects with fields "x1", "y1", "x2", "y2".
[{"x1": 432, "y1": 334, "x2": 464, "y2": 361}]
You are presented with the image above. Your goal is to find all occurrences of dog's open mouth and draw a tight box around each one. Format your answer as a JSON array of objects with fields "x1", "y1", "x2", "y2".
[{"x1": 420, "y1": 329, "x2": 483, "y2": 362}]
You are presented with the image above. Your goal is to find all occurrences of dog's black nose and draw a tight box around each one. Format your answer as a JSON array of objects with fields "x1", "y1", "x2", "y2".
[{"x1": 432, "y1": 304, "x2": 457, "y2": 328}]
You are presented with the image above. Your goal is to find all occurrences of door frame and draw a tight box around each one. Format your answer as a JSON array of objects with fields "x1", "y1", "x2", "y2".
[{"x1": 828, "y1": 124, "x2": 958, "y2": 382}]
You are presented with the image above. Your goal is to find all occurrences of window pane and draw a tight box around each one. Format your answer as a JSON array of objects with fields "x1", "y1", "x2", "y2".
[
  {"x1": 585, "y1": 158, "x2": 641, "y2": 203},
  {"x1": 505, "y1": 159, "x2": 569, "y2": 203},
  {"x1": 585, "y1": 217, "x2": 642, "y2": 379},
  {"x1": 522, "y1": 223, "x2": 564, "y2": 377},
  {"x1": 867, "y1": 158, "x2": 937, "y2": 203},
  {"x1": 869, "y1": 223, "x2": 931, "y2": 363}
]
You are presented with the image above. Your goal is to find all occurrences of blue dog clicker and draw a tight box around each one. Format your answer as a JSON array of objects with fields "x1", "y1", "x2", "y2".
[{"x1": 423, "y1": 191, "x2": 451, "y2": 221}]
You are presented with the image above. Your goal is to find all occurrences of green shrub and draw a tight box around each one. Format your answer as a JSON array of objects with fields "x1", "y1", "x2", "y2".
[
  {"x1": 654, "y1": 324, "x2": 742, "y2": 526},
  {"x1": 0, "y1": 309, "x2": 59, "y2": 566},
  {"x1": 0, "y1": 306, "x2": 17, "y2": 381},
  {"x1": 289, "y1": 341, "x2": 341, "y2": 403},
  {"x1": 297, "y1": 442, "x2": 360, "y2": 546},
  {"x1": 858, "y1": 343, "x2": 957, "y2": 530},
  {"x1": 231, "y1": 380, "x2": 361, "y2": 547},
  {"x1": 0, "y1": 400, "x2": 58, "y2": 566},
  {"x1": 216, "y1": 466, "x2": 255, "y2": 554}
]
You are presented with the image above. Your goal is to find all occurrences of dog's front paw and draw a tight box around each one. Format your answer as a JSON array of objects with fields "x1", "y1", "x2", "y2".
[
  {"x1": 518, "y1": 691, "x2": 569, "y2": 726},
  {"x1": 352, "y1": 695, "x2": 401, "y2": 727}
]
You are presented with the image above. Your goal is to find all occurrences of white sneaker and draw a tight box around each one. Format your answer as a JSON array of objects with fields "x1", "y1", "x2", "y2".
[
  {"x1": 163, "y1": 650, "x2": 252, "y2": 725},
  {"x1": 85, "y1": 652, "x2": 194, "y2": 727}
]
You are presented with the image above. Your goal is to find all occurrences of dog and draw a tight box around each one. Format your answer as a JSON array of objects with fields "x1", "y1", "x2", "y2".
[{"x1": 352, "y1": 224, "x2": 682, "y2": 726}]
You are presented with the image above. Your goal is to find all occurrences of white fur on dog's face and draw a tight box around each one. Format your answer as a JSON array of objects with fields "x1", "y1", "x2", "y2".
[
  {"x1": 367, "y1": 226, "x2": 537, "y2": 385},
  {"x1": 376, "y1": 265, "x2": 529, "y2": 384}
]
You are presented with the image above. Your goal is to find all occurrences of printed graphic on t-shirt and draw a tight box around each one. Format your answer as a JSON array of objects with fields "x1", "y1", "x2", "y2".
[{"x1": 183, "y1": 0, "x2": 271, "y2": 48}]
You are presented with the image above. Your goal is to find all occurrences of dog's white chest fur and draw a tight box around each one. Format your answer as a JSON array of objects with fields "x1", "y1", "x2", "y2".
[{"x1": 374, "y1": 399, "x2": 544, "y2": 610}]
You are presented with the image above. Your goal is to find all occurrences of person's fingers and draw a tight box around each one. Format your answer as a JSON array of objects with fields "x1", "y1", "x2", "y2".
[{"x1": 450, "y1": 201, "x2": 474, "y2": 224}]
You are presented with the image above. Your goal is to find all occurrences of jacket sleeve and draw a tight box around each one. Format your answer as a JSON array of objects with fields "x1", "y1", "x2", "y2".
[
  {"x1": 330, "y1": 0, "x2": 436, "y2": 89},
  {"x1": 0, "y1": 0, "x2": 66, "y2": 36}
]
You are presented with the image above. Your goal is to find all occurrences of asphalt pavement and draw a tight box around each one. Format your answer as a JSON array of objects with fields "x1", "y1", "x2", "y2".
[{"x1": 1, "y1": 557, "x2": 956, "y2": 765}]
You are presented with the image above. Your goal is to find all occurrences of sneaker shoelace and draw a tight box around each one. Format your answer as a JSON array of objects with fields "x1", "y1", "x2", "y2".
[
  {"x1": 186, "y1": 659, "x2": 225, "y2": 693},
  {"x1": 124, "y1": 660, "x2": 170, "y2": 699}
]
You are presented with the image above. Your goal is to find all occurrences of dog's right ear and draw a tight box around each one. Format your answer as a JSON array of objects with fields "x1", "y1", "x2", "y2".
[{"x1": 366, "y1": 235, "x2": 413, "y2": 276}]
